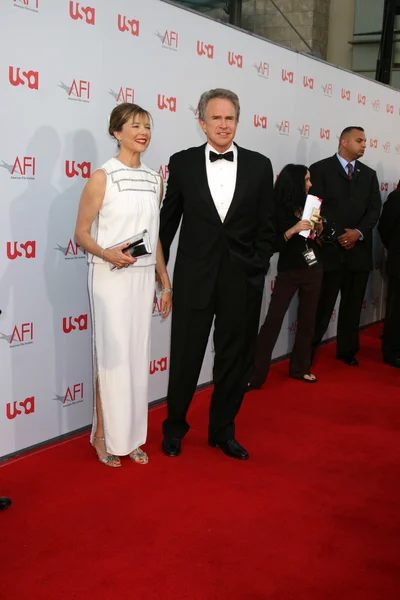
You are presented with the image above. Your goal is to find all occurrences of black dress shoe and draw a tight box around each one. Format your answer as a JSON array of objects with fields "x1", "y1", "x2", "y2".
[
  {"x1": 338, "y1": 356, "x2": 359, "y2": 366},
  {"x1": 244, "y1": 383, "x2": 260, "y2": 394},
  {"x1": 0, "y1": 497, "x2": 12, "y2": 511},
  {"x1": 384, "y1": 356, "x2": 400, "y2": 368},
  {"x1": 161, "y1": 437, "x2": 181, "y2": 457},
  {"x1": 209, "y1": 439, "x2": 249, "y2": 460}
]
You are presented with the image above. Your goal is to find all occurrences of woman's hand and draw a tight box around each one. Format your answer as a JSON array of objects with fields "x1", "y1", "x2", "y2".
[
  {"x1": 160, "y1": 290, "x2": 172, "y2": 319},
  {"x1": 103, "y1": 243, "x2": 137, "y2": 269},
  {"x1": 291, "y1": 219, "x2": 312, "y2": 235}
]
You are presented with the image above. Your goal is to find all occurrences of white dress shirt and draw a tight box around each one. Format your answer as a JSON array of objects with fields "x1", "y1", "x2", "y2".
[{"x1": 205, "y1": 142, "x2": 237, "y2": 222}]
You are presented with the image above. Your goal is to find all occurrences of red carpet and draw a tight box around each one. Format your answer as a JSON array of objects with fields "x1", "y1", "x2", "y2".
[{"x1": 1, "y1": 324, "x2": 400, "y2": 600}]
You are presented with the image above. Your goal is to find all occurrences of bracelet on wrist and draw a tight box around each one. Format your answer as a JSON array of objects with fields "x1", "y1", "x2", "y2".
[
  {"x1": 161, "y1": 287, "x2": 173, "y2": 294},
  {"x1": 101, "y1": 248, "x2": 105, "y2": 260}
]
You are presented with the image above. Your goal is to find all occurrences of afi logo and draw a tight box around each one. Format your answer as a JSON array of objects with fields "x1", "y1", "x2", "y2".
[
  {"x1": 14, "y1": 0, "x2": 39, "y2": 10},
  {"x1": 108, "y1": 87, "x2": 134, "y2": 104},
  {"x1": 372, "y1": 100, "x2": 380, "y2": 111},
  {"x1": 322, "y1": 83, "x2": 333, "y2": 96},
  {"x1": 156, "y1": 30, "x2": 178, "y2": 50},
  {"x1": 9, "y1": 66, "x2": 39, "y2": 90},
  {"x1": 303, "y1": 76, "x2": 314, "y2": 90},
  {"x1": 152, "y1": 293, "x2": 163, "y2": 317},
  {"x1": 6, "y1": 397, "x2": 35, "y2": 420},
  {"x1": 0, "y1": 323, "x2": 34, "y2": 347},
  {"x1": 330, "y1": 309, "x2": 337, "y2": 322},
  {"x1": 65, "y1": 160, "x2": 91, "y2": 178},
  {"x1": 320, "y1": 128, "x2": 330, "y2": 141},
  {"x1": 254, "y1": 115, "x2": 267, "y2": 129},
  {"x1": 386, "y1": 104, "x2": 394, "y2": 114},
  {"x1": 58, "y1": 79, "x2": 90, "y2": 102},
  {"x1": 370, "y1": 139, "x2": 378, "y2": 149},
  {"x1": 254, "y1": 61, "x2": 269, "y2": 78},
  {"x1": 188, "y1": 104, "x2": 199, "y2": 119},
  {"x1": 158, "y1": 165, "x2": 169, "y2": 182},
  {"x1": 381, "y1": 182, "x2": 389, "y2": 192},
  {"x1": 118, "y1": 14, "x2": 139, "y2": 36},
  {"x1": 6, "y1": 241, "x2": 36, "y2": 260},
  {"x1": 298, "y1": 124, "x2": 310, "y2": 139},
  {"x1": 383, "y1": 142, "x2": 391, "y2": 153},
  {"x1": 341, "y1": 89, "x2": 351, "y2": 101},
  {"x1": 54, "y1": 240, "x2": 86, "y2": 259},
  {"x1": 53, "y1": 383, "x2": 84, "y2": 406},
  {"x1": 358, "y1": 94, "x2": 366, "y2": 105},
  {"x1": 282, "y1": 69, "x2": 294, "y2": 84},
  {"x1": 62, "y1": 314, "x2": 88, "y2": 334},
  {"x1": 69, "y1": 2, "x2": 95, "y2": 25},
  {"x1": 197, "y1": 41, "x2": 214, "y2": 59},
  {"x1": 10, "y1": 323, "x2": 34, "y2": 346},
  {"x1": 157, "y1": 94, "x2": 176, "y2": 112},
  {"x1": 288, "y1": 320, "x2": 297, "y2": 334},
  {"x1": 228, "y1": 52, "x2": 243, "y2": 68},
  {"x1": 4, "y1": 156, "x2": 36, "y2": 178},
  {"x1": 149, "y1": 357, "x2": 168, "y2": 375},
  {"x1": 276, "y1": 121, "x2": 290, "y2": 135},
  {"x1": 270, "y1": 278, "x2": 276, "y2": 292}
]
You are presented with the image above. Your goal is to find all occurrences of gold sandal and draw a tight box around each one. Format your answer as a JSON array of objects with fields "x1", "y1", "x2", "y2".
[
  {"x1": 93, "y1": 437, "x2": 121, "y2": 468},
  {"x1": 129, "y1": 447, "x2": 149, "y2": 465}
]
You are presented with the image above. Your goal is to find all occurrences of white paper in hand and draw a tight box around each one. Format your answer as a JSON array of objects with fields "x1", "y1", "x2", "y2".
[{"x1": 299, "y1": 194, "x2": 322, "y2": 238}]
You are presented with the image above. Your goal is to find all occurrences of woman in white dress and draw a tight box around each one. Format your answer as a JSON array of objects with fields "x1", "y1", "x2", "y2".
[{"x1": 75, "y1": 103, "x2": 172, "y2": 467}]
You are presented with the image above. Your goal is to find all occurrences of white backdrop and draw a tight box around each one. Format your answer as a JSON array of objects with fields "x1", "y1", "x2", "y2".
[{"x1": 1, "y1": 0, "x2": 398, "y2": 458}]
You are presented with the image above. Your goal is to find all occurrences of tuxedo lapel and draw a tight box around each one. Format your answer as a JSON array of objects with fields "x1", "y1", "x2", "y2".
[
  {"x1": 224, "y1": 145, "x2": 248, "y2": 224},
  {"x1": 192, "y1": 145, "x2": 222, "y2": 222},
  {"x1": 333, "y1": 154, "x2": 350, "y2": 182},
  {"x1": 352, "y1": 161, "x2": 361, "y2": 183}
]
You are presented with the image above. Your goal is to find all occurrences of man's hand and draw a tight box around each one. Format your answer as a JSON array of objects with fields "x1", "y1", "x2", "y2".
[{"x1": 337, "y1": 228, "x2": 360, "y2": 250}]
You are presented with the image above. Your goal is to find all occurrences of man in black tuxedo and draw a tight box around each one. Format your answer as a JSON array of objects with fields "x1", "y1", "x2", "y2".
[
  {"x1": 159, "y1": 88, "x2": 274, "y2": 459},
  {"x1": 310, "y1": 126, "x2": 381, "y2": 366},
  {"x1": 378, "y1": 182, "x2": 400, "y2": 368}
]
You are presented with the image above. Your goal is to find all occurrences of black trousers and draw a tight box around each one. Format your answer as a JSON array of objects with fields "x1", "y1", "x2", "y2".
[
  {"x1": 250, "y1": 267, "x2": 323, "y2": 387},
  {"x1": 311, "y1": 267, "x2": 369, "y2": 360},
  {"x1": 382, "y1": 276, "x2": 400, "y2": 360},
  {"x1": 163, "y1": 250, "x2": 263, "y2": 443}
]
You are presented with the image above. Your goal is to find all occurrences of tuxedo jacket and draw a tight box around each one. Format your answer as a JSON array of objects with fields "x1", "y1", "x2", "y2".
[
  {"x1": 378, "y1": 185, "x2": 400, "y2": 278},
  {"x1": 159, "y1": 143, "x2": 274, "y2": 308},
  {"x1": 309, "y1": 155, "x2": 381, "y2": 271}
]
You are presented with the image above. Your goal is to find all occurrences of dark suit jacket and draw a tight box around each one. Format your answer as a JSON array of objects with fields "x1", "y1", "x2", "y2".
[
  {"x1": 378, "y1": 184, "x2": 400, "y2": 278},
  {"x1": 159, "y1": 143, "x2": 274, "y2": 308},
  {"x1": 309, "y1": 155, "x2": 381, "y2": 271}
]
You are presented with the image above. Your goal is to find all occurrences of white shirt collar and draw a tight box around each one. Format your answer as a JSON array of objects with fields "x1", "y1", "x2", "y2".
[{"x1": 336, "y1": 152, "x2": 355, "y2": 172}]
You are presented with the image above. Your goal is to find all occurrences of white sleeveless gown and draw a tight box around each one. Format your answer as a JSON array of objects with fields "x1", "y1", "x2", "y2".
[{"x1": 88, "y1": 158, "x2": 160, "y2": 456}]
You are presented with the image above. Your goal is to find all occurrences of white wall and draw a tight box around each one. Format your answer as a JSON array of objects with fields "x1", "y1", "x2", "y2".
[{"x1": 1, "y1": 0, "x2": 397, "y2": 457}]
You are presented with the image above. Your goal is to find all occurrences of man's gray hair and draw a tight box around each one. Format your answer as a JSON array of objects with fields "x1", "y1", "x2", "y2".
[{"x1": 197, "y1": 88, "x2": 240, "y2": 122}]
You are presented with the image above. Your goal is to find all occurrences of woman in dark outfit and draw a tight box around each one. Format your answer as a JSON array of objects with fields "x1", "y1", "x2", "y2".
[{"x1": 248, "y1": 164, "x2": 323, "y2": 388}]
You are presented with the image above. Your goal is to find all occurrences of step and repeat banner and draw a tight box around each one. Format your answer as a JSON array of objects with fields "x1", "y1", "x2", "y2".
[{"x1": 1, "y1": 0, "x2": 399, "y2": 457}]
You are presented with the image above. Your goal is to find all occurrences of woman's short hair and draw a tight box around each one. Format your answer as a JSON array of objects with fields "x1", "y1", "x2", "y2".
[
  {"x1": 274, "y1": 164, "x2": 309, "y2": 214},
  {"x1": 108, "y1": 103, "x2": 152, "y2": 146},
  {"x1": 197, "y1": 89, "x2": 240, "y2": 122}
]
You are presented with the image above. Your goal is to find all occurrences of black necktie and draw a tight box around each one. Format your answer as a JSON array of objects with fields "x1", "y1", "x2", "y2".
[
  {"x1": 347, "y1": 163, "x2": 354, "y2": 180},
  {"x1": 209, "y1": 150, "x2": 234, "y2": 163}
]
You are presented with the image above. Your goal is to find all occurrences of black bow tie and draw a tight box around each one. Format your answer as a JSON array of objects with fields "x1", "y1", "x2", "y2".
[{"x1": 209, "y1": 150, "x2": 234, "y2": 163}]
